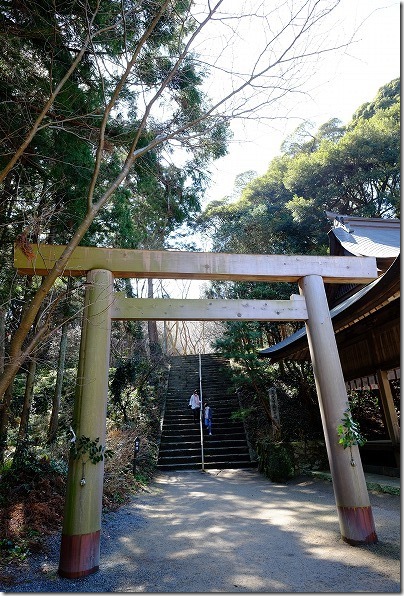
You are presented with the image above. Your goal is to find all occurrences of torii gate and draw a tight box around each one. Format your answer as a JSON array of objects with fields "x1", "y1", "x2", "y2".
[{"x1": 14, "y1": 244, "x2": 379, "y2": 578}]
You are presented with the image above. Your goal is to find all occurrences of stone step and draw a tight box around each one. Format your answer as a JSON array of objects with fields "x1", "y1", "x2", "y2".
[
  {"x1": 167, "y1": 396, "x2": 237, "y2": 403},
  {"x1": 157, "y1": 460, "x2": 257, "y2": 471},
  {"x1": 158, "y1": 354, "x2": 253, "y2": 471},
  {"x1": 164, "y1": 404, "x2": 239, "y2": 412},
  {"x1": 158, "y1": 451, "x2": 251, "y2": 465},
  {"x1": 159, "y1": 442, "x2": 250, "y2": 452},
  {"x1": 159, "y1": 451, "x2": 251, "y2": 464},
  {"x1": 159, "y1": 439, "x2": 248, "y2": 450},
  {"x1": 162, "y1": 407, "x2": 242, "y2": 416},
  {"x1": 164, "y1": 399, "x2": 239, "y2": 406},
  {"x1": 164, "y1": 415, "x2": 238, "y2": 422},
  {"x1": 164, "y1": 423, "x2": 240, "y2": 428},
  {"x1": 160, "y1": 428, "x2": 245, "y2": 445}
]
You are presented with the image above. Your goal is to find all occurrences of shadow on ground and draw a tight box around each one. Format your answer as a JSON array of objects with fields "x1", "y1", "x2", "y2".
[{"x1": 2, "y1": 469, "x2": 400, "y2": 593}]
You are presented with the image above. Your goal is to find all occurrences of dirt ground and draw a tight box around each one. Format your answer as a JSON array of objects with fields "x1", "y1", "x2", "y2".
[{"x1": 1, "y1": 469, "x2": 400, "y2": 593}]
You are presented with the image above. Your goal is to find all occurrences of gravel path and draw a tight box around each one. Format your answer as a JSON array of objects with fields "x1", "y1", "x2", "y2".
[{"x1": 2, "y1": 469, "x2": 400, "y2": 593}]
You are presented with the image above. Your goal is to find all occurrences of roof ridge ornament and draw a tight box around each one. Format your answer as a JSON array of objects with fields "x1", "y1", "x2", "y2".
[{"x1": 335, "y1": 215, "x2": 352, "y2": 233}]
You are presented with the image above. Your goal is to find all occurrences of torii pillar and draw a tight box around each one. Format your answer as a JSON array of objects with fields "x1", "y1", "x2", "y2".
[
  {"x1": 299, "y1": 275, "x2": 377, "y2": 544},
  {"x1": 13, "y1": 244, "x2": 379, "y2": 574},
  {"x1": 58, "y1": 269, "x2": 114, "y2": 577}
]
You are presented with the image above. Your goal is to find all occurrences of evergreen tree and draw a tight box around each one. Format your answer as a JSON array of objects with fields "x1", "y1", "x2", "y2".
[{"x1": 200, "y1": 78, "x2": 400, "y2": 441}]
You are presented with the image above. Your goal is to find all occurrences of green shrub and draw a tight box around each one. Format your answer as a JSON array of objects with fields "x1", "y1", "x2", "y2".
[
  {"x1": 289, "y1": 440, "x2": 328, "y2": 473},
  {"x1": 257, "y1": 438, "x2": 294, "y2": 482}
]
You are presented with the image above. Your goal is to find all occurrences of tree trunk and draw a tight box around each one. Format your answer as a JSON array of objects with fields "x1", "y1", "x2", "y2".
[
  {"x1": 48, "y1": 321, "x2": 69, "y2": 444},
  {"x1": 12, "y1": 305, "x2": 43, "y2": 466},
  {"x1": 147, "y1": 279, "x2": 160, "y2": 358},
  {"x1": 0, "y1": 308, "x2": 6, "y2": 461},
  {"x1": 0, "y1": 308, "x2": 5, "y2": 373},
  {"x1": 0, "y1": 283, "x2": 34, "y2": 464},
  {"x1": 13, "y1": 357, "x2": 37, "y2": 466},
  {"x1": 0, "y1": 384, "x2": 13, "y2": 465}
]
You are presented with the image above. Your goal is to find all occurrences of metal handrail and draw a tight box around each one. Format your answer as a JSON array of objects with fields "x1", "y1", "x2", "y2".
[{"x1": 199, "y1": 353, "x2": 205, "y2": 471}]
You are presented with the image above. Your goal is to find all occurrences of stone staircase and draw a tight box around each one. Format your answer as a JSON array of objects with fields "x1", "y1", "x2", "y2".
[{"x1": 157, "y1": 354, "x2": 256, "y2": 471}]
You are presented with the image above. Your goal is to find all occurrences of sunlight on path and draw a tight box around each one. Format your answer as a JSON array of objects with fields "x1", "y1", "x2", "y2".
[{"x1": 104, "y1": 469, "x2": 399, "y2": 593}]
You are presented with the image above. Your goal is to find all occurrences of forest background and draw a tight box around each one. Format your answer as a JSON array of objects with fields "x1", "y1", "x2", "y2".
[{"x1": 0, "y1": 0, "x2": 400, "y2": 567}]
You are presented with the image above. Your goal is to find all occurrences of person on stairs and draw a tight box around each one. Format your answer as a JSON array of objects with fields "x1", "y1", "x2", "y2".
[
  {"x1": 189, "y1": 389, "x2": 201, "y2": 423},
  {"x1": 204, "y1": 402, "x2": 213, "y2": 435}
]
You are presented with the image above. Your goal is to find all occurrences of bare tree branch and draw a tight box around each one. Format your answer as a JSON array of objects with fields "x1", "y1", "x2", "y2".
[{"x1": 0, "y1": 0, "x2": 352, "y2": 400}]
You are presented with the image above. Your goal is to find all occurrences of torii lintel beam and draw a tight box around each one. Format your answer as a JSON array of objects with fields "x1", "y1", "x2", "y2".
[
  {"x1": 14, "y1": 244, "x2": 378, "y2": 284},
  {"x1": 111, "y1": 295, "x2": 308, "y2": 321}
]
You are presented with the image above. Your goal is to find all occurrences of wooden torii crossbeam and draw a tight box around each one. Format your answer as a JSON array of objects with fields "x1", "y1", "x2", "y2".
[
  {"x1": 14, "y1": 245, "x2": 379, "y2": 578},
  {"x1": 15, "y1": 243, "x2": 376, "y2": 283},
  {"x1": 111, "y1": 295, "x2": 309, "y2": 321}
]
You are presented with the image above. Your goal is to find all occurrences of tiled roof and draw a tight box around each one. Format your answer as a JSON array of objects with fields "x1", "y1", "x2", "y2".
[
  {"x1": 259, "y1": 249, "x2": 400, "y2": 361},
  {"x1": 260, "y1": 270, "x2": 388, "y2": 357},
  {"x1": 326, "y1": 212, "x2": 400, "y2": 258}
]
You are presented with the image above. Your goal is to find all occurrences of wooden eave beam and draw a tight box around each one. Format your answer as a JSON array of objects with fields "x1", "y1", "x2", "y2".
[
  {"x1": 14, "y1": 244, "x2": 378, "y2": 284},
  {"x1": 111, "y1": 295, "x2": 308, "y2": 321}
]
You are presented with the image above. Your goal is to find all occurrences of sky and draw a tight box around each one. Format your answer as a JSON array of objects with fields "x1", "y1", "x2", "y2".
[
  {"x1": 202, "y1": 0, "x2": 400, "y2": 210},
  {"x1": 164, "y1": 0, "x2": 400, "y2": 298}
]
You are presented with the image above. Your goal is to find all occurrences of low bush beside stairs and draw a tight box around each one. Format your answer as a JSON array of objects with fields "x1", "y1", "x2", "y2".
[{"x1": 157, "y1": 354, "x2": 256, "y2": 471}]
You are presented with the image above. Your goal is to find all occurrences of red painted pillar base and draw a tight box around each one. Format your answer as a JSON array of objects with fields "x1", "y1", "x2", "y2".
[
  {"x1": 58, "y1": 530, "x2": 100, "y2": 578},
  {"x1": 337, "y1": 506, "x2": 378, "y2": 545}
]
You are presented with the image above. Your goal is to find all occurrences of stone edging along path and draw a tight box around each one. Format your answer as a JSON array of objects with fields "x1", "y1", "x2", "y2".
[{"x1": 309, "y1": 469, "x2": 400, "y2": 496}]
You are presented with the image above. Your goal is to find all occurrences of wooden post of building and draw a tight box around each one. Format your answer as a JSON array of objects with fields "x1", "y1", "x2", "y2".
[
  {"x1": 59, "y1": 269, "x2": 114, "y2": 578},
  {"x1": 299, "y1": 274, "x2": 377, "y2": 545},
  {"x1": 376, "y1": 369, "x2": 400, "y2": 468}
]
